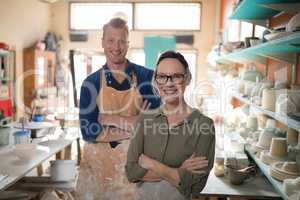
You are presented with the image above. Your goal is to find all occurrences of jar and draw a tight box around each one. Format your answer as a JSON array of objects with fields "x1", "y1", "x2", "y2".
[{"x1": 14, "y1": 130, "x2": 31, "y2": 144}]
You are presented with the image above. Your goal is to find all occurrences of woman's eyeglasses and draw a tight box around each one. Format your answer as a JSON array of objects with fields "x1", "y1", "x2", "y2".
[{"x1": 155, "y1": 73, "x2": 186, "y2": 85}]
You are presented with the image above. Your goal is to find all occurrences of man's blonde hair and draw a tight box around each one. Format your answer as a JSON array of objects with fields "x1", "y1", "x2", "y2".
[{"x1": 102, "y1": 17, "x2": 129, "y2": 38}]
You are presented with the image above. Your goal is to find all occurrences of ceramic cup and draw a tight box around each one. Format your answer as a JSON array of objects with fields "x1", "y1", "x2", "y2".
[
  {"x1": 247, "y1": 116, "x2": 258, "y2": 132},
  {"x1": 287, "y1": 128, "x2": 299, "y2": 146},
  {"x1": 270, "y1": 138, "x2": 288, "y2": 158},
  {"x1": 255, "y1": 128, "x2": 276, "y2": 150},
  {"x1": 266, "y1": 119, "x2": 276, "y2": 130},
  {"x1": 260, "y1": 138, "x2": 288, "y2": 165},
  {"x1": 262, "y1": 88, "x2": 276, "y2": 112}
]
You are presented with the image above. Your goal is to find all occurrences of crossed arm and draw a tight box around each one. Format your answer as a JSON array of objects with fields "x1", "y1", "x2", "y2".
[
  {"x1": 96, "y1": 101, "x2": 151, "y2": 142},
  {"x1": 138, "y1": 154, "x2": 209, "y2": 186},
  {"x1": 125, "y1": 115, "x2": 215, "y2": 197}
]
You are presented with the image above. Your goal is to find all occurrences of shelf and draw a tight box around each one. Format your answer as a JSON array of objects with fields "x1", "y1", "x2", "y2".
[
  {"x1": 245, "y1": 145, "x2": 289, "y2": 200},
  {"x1": 231, "y1": 92, "x2": 300, "y2": 132},
  {"x1": 218, "y1": 31, "x2": 300, "y2": 64},
  {"x1": 261, "y1": 3, "x2": 300, "y2": 15},
  {"x1": 230, "y1": 0, "x2": 300, "y2": 20}
]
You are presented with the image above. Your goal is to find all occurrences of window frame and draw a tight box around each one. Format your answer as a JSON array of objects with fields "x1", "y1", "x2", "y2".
[
  {"x1": 133, "y1": 2, "x2": 202, "y2": 31},
  {"x1": 68, "y1": 1, "x2": 202, "y2": 31},
  {"x1": 68, "y1": 1, "x2": 134, "y2": 31}
]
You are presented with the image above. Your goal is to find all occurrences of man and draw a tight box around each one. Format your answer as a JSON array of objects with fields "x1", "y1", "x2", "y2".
[{"x1": 76, "y1": 18, "x2": 160, "y2": 200}]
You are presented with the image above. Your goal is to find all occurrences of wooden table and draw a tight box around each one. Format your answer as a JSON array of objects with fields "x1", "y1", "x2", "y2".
[
  {"x1": 0, "y1": 138, "x2": 76, "y2": 192},
  {"x1": 193, "y1": 171, "x2": 281, "y2": 200}
]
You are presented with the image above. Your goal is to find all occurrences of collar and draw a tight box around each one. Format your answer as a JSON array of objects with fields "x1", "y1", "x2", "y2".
[
  {"x1": 153, "y1": 108, "x2": 197, "y2": 125},
  {"x1": 102, "y1": 60, "x2": 134, "y2": 79}
]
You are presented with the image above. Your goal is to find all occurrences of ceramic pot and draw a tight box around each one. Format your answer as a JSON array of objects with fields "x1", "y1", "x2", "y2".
[{"x1": 226, "y1": 165, "x2": 255, "y2": 185}]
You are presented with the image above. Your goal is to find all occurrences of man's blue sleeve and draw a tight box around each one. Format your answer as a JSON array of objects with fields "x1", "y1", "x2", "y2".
[{"x1": 79, "y1": 79, "x2": 102, "y2": 142}]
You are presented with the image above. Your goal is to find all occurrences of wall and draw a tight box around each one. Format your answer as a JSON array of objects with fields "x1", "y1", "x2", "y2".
[
  {"x1": 0, "y1": 0, "x2": 51, "y2": 117},
  {"x1": 50, "y1": 0, "x2": 218, "y2": 81}
]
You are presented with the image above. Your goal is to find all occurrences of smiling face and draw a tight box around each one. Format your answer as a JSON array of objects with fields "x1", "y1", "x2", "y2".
[
  {"x1": 102, "y1": 25, "x2": 129, "y2": 68},
  {"x1": 155, "y1": 58, "x2": 188, "y2": 104}
]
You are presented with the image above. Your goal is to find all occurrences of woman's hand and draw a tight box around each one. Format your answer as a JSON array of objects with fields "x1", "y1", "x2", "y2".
[
  {"x1": 138, "y1": 154, "x2": 155, "y2": 170},
  {"x1": 180, "y1": 154, "x2": 208, "y2": 175},
  {"x1": 140, "y1": 100, "x2": 151, "y2": 112}
]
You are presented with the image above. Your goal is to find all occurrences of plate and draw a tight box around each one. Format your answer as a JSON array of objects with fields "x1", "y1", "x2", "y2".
[{"x1": 264, "y1": 31, "x2": 293, "y2": 41}]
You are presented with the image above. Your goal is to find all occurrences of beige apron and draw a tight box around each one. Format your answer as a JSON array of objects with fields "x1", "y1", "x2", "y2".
[
  {"x1": 136, "y1": 180, "x2": 186, "y2": 200},
  {"x1": 76, "y1": 69, "x2": 142, "y2": 200}
]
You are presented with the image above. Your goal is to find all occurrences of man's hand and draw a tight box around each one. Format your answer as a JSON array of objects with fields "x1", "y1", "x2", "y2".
[
  {"x1": 96, "y1": 127, "x2": 131, "y2": 142},
  {"x1": 98, "y1": 114, "x2": 133, "y2": 131},
  {"x1": 180, "y1": 154, "x2": 208, "y2": 175},
  {"x1": 98, "y1": 114, "x2": 118, "y2": 126}
]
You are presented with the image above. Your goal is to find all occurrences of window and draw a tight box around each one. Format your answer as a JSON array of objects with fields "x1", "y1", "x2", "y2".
[
  {"x1": 226, "y1": 20, "x2": 240, "y2": 42},
  {"x1": 134, "y1": 3, "x2": 201, "y2": 30},
  {"x1": 128, "y1": 49, "x2": 145, "y2": 66},
  {"x1": 255, "y1": 25, "x2": 266, "y2": 39},
  {"x1": 180, "y1": 51, "x2": 197, "y2": 106},
  {"x1": 73, "y1": 54, "x2": 87, "y2": 100},
  {"x1": 240, "y1": 21, "x2": 253, "y2": 41},
  {"x1": 70, "y1": 3, "x2": 133, "y2": 30},
  {"x1": 91, "y1": 54, "x2": 106, "y2": 73}
]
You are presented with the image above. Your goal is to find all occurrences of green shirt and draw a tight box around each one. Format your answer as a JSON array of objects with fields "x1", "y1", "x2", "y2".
[{"x1": 125, "y1": 109, "x2": 215, "y2": 199}]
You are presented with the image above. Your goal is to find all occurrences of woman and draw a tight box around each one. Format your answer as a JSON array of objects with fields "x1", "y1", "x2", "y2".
[{"x1": 125, "y1": 51, "x2": 215, "y2": 200}]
